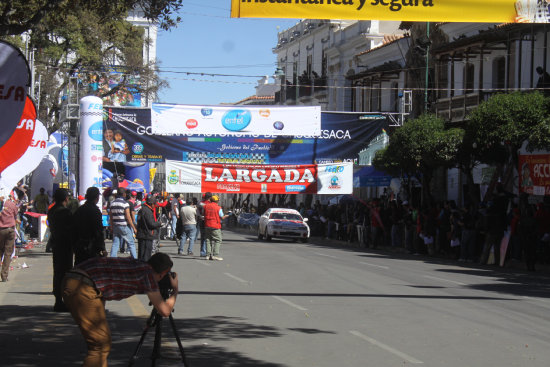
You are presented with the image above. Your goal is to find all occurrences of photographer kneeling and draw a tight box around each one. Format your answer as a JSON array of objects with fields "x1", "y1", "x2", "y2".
[{"x1": 62, "y1": 252, "x2": 178, "y2": 367}]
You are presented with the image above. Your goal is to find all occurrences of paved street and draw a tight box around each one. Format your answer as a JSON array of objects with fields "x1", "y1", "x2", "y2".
[{"x1": 2, "y1": 231, "x2": 550, "y2": 366}]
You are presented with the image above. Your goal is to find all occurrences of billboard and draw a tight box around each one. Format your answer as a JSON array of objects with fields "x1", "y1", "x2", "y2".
[
  {"x1": 151, "y1": 103, "x2": 321, "y2": 137},
  {"x1": 104, "y1": 107, "x2": 387, "y2": 165},
  {"x1": 231, "y1": 0, "x2": 550, "y2": 23},
  {"x1": 165, "y1": 160, "x2": 353, "y2": 195},
  {"x1": 519, "y1": 154, "x2": 550, "y2": 196}
]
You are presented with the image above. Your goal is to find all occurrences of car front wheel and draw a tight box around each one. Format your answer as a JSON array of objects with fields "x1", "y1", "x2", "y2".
[{"x1": 265, "y1": 227, "x2": 272, "y2": 241}]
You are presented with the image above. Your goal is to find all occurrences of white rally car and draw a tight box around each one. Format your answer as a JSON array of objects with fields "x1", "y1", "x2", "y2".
[{"x1": 258, "y1": 208, "x2": 310, "y2": 243}]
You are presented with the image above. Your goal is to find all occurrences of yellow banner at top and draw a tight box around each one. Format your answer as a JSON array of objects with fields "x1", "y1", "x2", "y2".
[{"x1": 231, "y1": 0, "x2": 550, "y2": 24}]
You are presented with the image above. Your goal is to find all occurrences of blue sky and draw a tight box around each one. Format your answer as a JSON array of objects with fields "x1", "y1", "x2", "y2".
[{"x1": 156, "y1": 1, "x2": 298, "y2": 106}]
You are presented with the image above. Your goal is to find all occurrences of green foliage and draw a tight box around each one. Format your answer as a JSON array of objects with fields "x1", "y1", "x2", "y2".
[
  {"x1": 0, "y1": 1, "x2": 183, "y2": 36},
  {"x1": 0, "y1": 0, "x2": 181, "y2": 132},
  {"x1": 375, "y1": 114, "x2": 463, "y2": 176},
  {"x1": 467, "y1": 91, "x2": 550, "y2": 155}
]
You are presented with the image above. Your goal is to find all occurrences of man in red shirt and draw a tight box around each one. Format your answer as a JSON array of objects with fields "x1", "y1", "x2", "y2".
[
  {"x1": 203, "y1": 195, "x2": 230, "y2": 260},
  {"x1": 0, "y1": 188, "x2": 21, "y2": 282},
  {"x1": 62, "y1": 252, "x2": 178, "y2": 366}
]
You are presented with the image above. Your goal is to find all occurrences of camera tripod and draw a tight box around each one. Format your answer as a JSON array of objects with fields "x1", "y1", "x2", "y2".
[{"x1": 128, "y1": 307, "x2": 189, "y2": 366}]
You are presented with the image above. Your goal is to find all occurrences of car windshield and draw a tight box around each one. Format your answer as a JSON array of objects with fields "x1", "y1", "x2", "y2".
[{"x1": 270, "y1": 213, "x2": 302, "y2": 221}]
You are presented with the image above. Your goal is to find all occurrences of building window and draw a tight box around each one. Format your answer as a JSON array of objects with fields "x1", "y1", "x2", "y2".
[
  {"x1": 307, "y1": 54, "x2": 312, "y2": 78},
  {"x1": 351, "y1": 82, "x2": 357, "y2": 111},
  {"x1": 370, "y1": 82, "x2": 381, "y2": 112},
  {"x1": 463, "y1": 62, "x2": 475, "y2": 94},
  {"x1": 322, "y1": 50, "x2": 328, "y2": 76},
  {"x1": 492, "y1": 57, "x2": 506, "y2": 91},
  {"x1": 293, "y1": 61, "x2": 298, "y2": 85},
  {"x1": 390, "y1": 82, "x2": 399, "y2": 112},
  {"x1": 438, "y1": 60, "x2": 449, "y2": 98}
]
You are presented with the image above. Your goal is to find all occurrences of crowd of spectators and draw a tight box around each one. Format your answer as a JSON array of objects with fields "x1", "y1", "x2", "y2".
[{"x1": 232, "y1": 186, "x2": 550, "y2": 272}]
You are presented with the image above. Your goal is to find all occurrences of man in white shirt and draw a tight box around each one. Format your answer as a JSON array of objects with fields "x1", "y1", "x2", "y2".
[{"x1": 178, "y1": 198, "x2": 198, "y2": 255}]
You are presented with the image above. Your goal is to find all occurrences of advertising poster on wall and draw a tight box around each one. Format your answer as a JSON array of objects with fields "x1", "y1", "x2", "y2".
[
  {"x1": 519, "y1": 154, "x2": 550, "y2": 196},
  {"x1": 165, "y1": 160, "x2": 353, "y2": 195},
  {"x1": 104, "y1": 107, "x2": 387, "y2": 165}
]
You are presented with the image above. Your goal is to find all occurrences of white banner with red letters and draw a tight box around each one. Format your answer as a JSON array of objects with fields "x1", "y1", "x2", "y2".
[
  {"x1": 165, "y1": 160, "x2": 353, "y2": 195},
  {"x1": 152, "y1": 103, "x2": 321, "y2": 136}
]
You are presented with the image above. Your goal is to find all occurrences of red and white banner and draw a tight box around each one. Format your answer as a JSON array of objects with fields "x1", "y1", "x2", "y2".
[
  {"x1": 166, "y1": 160, "x2": 353, "y2": 195},
  {"x1": 0, "y1": 41, "x2": 30, "y2": 148},
  {"x1": 519, "y1": 154, "x2": 550, "y2": 196},
  {"x1": 0, "y1": 119, "x2": 48, "y2": 191}
]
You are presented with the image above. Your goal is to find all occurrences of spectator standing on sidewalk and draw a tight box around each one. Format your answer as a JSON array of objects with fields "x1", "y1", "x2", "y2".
[
  {"x1": 136, "y1": 195, "x2": 161, "y2": 261},
  {"x1": 47, "y1": 188, "x2": 73, "y2": 312},
  {"x1": 72, "y1": 187, "x2": 107, "y2": 265},
  {"x1": 198, "y1": 192, "x2": 212, "y2": 258},
  {"x1": 109, "y1": 188, "x2": 137, "y2": 258},
  {"x1": 179, "y1": 197, "x2": 198, "y2": 255},
  {"x1": 204, "y1": 195, "x2": 230, "y2": 261},
  {"x1": 0, "y1": 188, "x2": 20, "y2": 282},
  {"x1": 33, "y1": 187, "x2": 50, "y2": 214}
]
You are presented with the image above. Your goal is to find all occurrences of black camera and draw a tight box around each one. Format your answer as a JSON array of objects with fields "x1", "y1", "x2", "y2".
[{"x1": 158, "y1": 271, "x2": 176, "y2": 300}]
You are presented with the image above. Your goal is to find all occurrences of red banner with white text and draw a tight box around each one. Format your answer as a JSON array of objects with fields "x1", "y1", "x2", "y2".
[
  {"x1": 165, "y1": 160, "x2": 353, "y2": 195},
  {"x1": 519, "y1": 154, "x2": 550, "y2": 196}
]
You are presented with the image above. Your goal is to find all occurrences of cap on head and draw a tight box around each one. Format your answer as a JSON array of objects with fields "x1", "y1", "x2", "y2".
[
  {"x1": 131, "y1": 191, "x2": 137, "y2": 196},
  {"x1": 211, "y1": 195, "x2": 219, "y2": 202}
]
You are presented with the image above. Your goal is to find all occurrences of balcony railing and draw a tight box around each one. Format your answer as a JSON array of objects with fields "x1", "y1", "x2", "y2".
[
  {"x1": 275, "y1": 76, "x2": 327, "y2": 104},
  {"x1": 435, "y1": 91, "x2": 495, "y2": 122}
]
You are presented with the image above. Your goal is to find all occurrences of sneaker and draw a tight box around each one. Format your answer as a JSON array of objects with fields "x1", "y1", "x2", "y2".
[
  {"x1": 212, "y1": 256, "x2": 223, "y2": 261},
  {"x1": 208, "y1": 255, "x2": 213, "y2": 260},
  {"x1": 188, "y1": 252, "x2": 194, "y2": 256},
  {"x1": 177, "y1": 250, "x2": 183, "y2": 255}
]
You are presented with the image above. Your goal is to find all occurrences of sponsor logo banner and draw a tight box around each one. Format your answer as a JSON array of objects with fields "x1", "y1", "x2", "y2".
[
  {"x1": 165, "y1": 160, "x2": 353, "y2": 194},
  {"x1": 151, "y1": 103, "x2": 321, "y2": 136},
  {"x1": 231, "y1": 0, "x2": 547, "y2": 24},
  {"x1": 519, "y1": 154, "x2": 550, "y2": 196},
  {"x1": 105, "y1": 107, "x2": 388, "y2": 165}
]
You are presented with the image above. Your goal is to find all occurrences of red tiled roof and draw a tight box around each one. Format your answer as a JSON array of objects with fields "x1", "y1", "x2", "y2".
[
  {"x1": 356, "y1": 34, "x2": 407, "y2": 57},
  {"x1": 234, "y1": 95, "x2": 274, "y2": 105}
]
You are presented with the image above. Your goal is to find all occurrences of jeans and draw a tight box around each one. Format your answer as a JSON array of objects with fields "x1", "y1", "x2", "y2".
[
  {"x1": 199, "y1": 223, "x2": 207, "y2": 256},
  {"x1": 110, "y1": 225, "x2": 137, "y2": 258},
  {"x1": 460, "y1": 229, "x2": 476, "y2": 261},
  {"x1": 179, "y1": 224, "x2": 197, "y2": 253},
  {"x1": 0, "y1": 228, "x2": 15, "y2": 281},
  {"x1": 205, "y1": 227, "x2": 222, "y2": 256},
  {"x1": 171, "y1": 215, "x2": 178, "y2": 239},
  {"x1": 63, "y1": 277, "x2": 111, "y2": 367}
]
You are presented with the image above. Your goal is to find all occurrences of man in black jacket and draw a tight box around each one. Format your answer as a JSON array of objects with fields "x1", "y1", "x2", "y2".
[
  {"x1": 137, "y1": 195, "x2": 161, "y2": 261},
  {"x1": 72, "y1": 187, "x2": 107, "y2": 265},
  {"x1": 48, "y1": 188, "x2": 73, "y2": 312}
]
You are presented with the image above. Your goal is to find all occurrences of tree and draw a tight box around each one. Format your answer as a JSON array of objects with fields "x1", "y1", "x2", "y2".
[
  {"x1": 1, "y1": 0, "x2": 183, "y2": 133},
  {"x1": 0, "y1": 1, "x2": 182, "y2": 36},
  {"x1": 373, "y1": 114, "x2": 463, "y2": 206},
  {"x1": 465, "y1": 91, "x2": 550, "y2": 196}
]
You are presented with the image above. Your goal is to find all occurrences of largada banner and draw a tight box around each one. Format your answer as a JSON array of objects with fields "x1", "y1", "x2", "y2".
[
  {"x1": 231, "y1": 0, "x2": 550, "y2": 23},
  {"x1": 519, "y1": 154, "x2": 550, "y2": 196},
  {"x1": 165, "y1": 160, "x2": 353, "y2": 195},
  {"x1": 104, "y1": 107, "x2": 387, "y2": 164},
  {"x1": 152, "y1": 103, "x2": 321, "y2": 137}
]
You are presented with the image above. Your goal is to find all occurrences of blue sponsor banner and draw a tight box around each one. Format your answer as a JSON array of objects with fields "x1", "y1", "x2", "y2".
[{"x1": 104, "y1": 107, "x2": 388, "y2": 165}]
